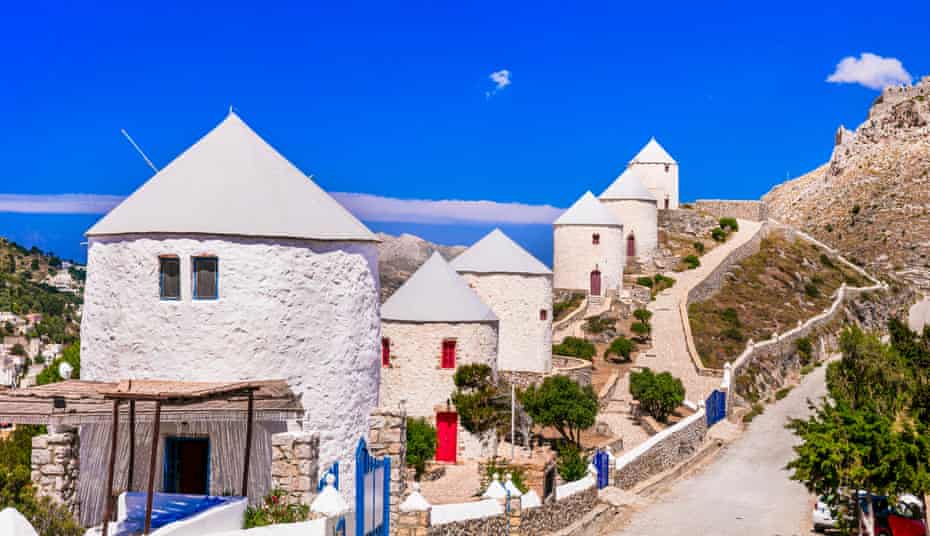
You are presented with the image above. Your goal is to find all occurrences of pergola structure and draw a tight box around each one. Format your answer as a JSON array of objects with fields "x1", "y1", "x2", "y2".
[{"x1": 0, "y1": 379, "x2": 303, "y2": 535}]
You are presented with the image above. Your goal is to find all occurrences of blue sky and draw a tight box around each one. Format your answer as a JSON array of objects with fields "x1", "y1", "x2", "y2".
[{"x1": 1, "y1": 1, "x2": 928, "y2": 264}]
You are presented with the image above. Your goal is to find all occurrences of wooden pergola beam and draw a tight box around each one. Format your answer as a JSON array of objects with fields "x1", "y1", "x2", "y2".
[
  {"x1": 144, "y1": 401, "x2": 162, "y2": 535},
  {"x1": 101, "y1": 400, "x2": 120, "y2": 536}
]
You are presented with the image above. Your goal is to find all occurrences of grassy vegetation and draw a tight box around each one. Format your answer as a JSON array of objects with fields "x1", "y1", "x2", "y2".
[
  {"x1": 582, "y1": 316, "x2": 614, "y2": 334},
  {"x1": 689, "y1": 230, "x2": 866, "y2": 369},
  {"x1": 553, "y1": 293, "x2": 585, "y2": 321},
  {"x1": 553, "y1": 336, "x2": 596, "y2": 360},
  {"x1": 775, "y1": 386, "x2": 793, "y2": 400},
  {"x1": 742, "y1": 403, "x2": 765, "y2": 423}
]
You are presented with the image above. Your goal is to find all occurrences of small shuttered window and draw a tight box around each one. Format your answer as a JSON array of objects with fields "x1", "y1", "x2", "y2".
[
  {"x1": 381, "y1": 338, "x2": 391, "y2": 367},
  {"x1": 540, "y1": 309, "x2": 548, "y2": 321},
  {"x1": 192, "y1": 257, "x2": 219, "y2": 300},
  {"x1": 441, "y1": 340, "x2": 456, "y2": 369},
  {"x1": 592, "y1": 233, "x2": 600, "y2": 245},
  {"x1": 159, "y1": 257, "x2": 180, "y2": 300}
]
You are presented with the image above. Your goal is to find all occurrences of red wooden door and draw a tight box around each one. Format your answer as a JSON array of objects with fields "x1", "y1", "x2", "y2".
[
  {"x1": 436, "y1": 412, "x2": 458, "y2": 463},
  {"x1": 626, "y1": 234, "x2": 636, "y2": 258},
  {"x1": 590, "y1": 270, "x2": 601, "y2": 296}
]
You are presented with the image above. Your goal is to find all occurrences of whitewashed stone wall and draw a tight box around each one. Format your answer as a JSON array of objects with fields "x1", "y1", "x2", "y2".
[
  {"x1": 630, "y1": 162, "x2": 679, "y2": 209},
  {"x1": 380, "y1": 320, "x2": 498, "y2": 459},
  {"x1": 601, "y1": 199, "x2": 658, "y2": 261},
  {"x1": 80, "y1": 234, "x2": 381, "y2": 496},
  {"x1": 458, "y1": 273, "x2": 552, "y2": 374},
  {"x1": 552, "y1": 224, "x2": 624, "y2": 295}
]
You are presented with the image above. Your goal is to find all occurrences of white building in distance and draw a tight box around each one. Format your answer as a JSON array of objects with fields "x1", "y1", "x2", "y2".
[
  {"x1": 553, "y1": 191, "x2": 625, "y2": 296},
  {"x1": 451, "y1": 229, "x2": 552, "y2": 376},
  {"x1": 628, "y1": 137, "x2": 679, "y2": 210},
  {"x1": 81, "y1": 112, "x2": 381, "y2": 496},
  {"x1": 379, "y1": 252, "x2": 498, "y2": 462},
  {"x1": 600, "y1": 169, "x2": 658, "y2": 262}
]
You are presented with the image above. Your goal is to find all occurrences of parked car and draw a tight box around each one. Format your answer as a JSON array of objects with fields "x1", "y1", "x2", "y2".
[
  {"x1": 812, "y1": 497, "x2": 837, "y2": 532},
  {"x1": 865, "y1": 494, "x2": 926, "y2": 536}
]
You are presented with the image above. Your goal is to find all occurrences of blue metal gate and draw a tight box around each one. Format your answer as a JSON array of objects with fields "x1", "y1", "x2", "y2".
[
  {"x1": 318, "y1": 462, "x2": 340, "y2": 491},
  {"x1": 706, "y1": 389, "x2": 726, "y2": 428},
  {"x1": 355, "y1": 439, "x2": 390, "y2": 536},
  {"x1": 593, "y1": 449, "x2": 610, "y2": 489}
]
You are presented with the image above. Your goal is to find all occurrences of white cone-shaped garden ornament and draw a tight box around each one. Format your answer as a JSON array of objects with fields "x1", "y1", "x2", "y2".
[
  {"x1": 399, "y1": 483, "x2": 431, "y2": 512},
  {"x1": 503, "y1": 473, "x2": 522, "y2": 497},
  {"x1": 310, "y1": 474, "x2": 349, "y2": 518},
  {"x1": 482, "y1": 473, "x2": 508, "y2": 500}
]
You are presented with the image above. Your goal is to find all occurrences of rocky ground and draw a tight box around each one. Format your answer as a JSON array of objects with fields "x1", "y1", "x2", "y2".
[
  {"x1": 376, "y1": 232, "x2": 465, "y2": 303},
  {"x1": 764, "y1": 76, "x2": 930, "y2": 291}
]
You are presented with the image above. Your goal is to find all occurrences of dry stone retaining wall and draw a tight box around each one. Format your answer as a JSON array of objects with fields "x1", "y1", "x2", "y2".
[
  {"x1": 520, "y1": 486, "x2": 598, "y2": 534},
  {"x1": 694, "y1": 200, "x2": 769, "y2": 222},
  {"x1": 367, "y1": 409, "x2": 407, "y2": 531},
  {"x1": 270, "y1": 431, "x2": 320, "y2": 506},
  {"x1": 426, "y1": 512, "x2": 509, "y2": 536},
  {"x1": 687, "y1": 222, "x2": 772, "y2": 304},
  {"x1": 31, "y1": 427, "x2": 80, "y2": 518},
  {"x1": 613, "y1": 410, "x2": 707, "y2": 490}
]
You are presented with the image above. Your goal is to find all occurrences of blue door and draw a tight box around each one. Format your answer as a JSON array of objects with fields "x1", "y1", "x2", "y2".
[
  {"x1": 705, "y1": 390, "x2": 726, "y2": 428},
  {"x1": 355, "y1": 439, "x2": 390, "y2": 536},
  {"x1": 593, "y1": 449, "x2": 610, "y2": 489}
]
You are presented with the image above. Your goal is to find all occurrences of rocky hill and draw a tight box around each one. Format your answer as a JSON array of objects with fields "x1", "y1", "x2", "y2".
[
  {"x1": 764, "y1": 75, "x2": 930, "y2": 290},
  {"x1": 376, "y1": 233, "x2": 465, "y2": 302}
]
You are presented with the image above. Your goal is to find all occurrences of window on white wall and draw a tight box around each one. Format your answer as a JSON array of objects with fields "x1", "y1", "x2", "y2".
[
  {"x1": 192, "y1": 257, "x2": 219, "y2": 300},
  {"x1": 159, "y1": 257, "x2": 180, "y2": 300}
]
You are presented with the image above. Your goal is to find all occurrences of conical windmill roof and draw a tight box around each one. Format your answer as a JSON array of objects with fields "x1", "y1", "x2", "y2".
[
  {"x1": 381, "y1": 252, "x2": 498, "y2": 323},
  {"x1": 600, "y1": 169, "x2": 657, "y2": 202},
  {"x1": 450, "y1": 229, "x2": 552, "y2": 275},
  {"x1": 554, "y1": 191, "x2": 622, "y2": 227},
  {"x1": 87, "y1": 112, "x2": 377, "y2": 242},
  {"x1": 629, "y1": 137, "x2": 676, "y2": 164}
]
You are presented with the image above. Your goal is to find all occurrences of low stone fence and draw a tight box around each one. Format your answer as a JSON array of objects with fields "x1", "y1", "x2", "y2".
[
  {"x1": 597, "y1": 372, "x2": 621, "y2": 410},
  {"x1": 612, "y1": 408, "x2": 707, "y2": 490},
  {"x1": 521, "y1": 486, "x2": 598, "y2": 534},
  {"x1": 686, "y1": 221, "x2": 772, "y2": 305},
  {"x1": 694, "y1": 200, "x2": 769, "y2": 222},
  {"x1": 31, "y1": 427, "x2": 80, "y2": 518},
  {"x1": 551, "y1": 356, "x2": 593, "y2": 387}
]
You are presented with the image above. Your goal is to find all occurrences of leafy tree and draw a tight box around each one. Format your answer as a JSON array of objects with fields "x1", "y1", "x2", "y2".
[
  {"x1": 633, "y1": 309, "x2": 653, "y2": 324},
  {"x1": 629, "y1": 368, "x2": 684, "y2": 422},
  {"x1": 36, "y1": 343, "x2": 80, "y2": 385},
  {"x1": 630, "y1": 321, "x2": 651, "y2": 340},
  {"x1": 552, "y1": 336, "x2": 596, "y2": 360},
  {"x1": 406, "y1": 418, "x2": 437, "y2": 479},
  {"x1": 10, "y1": 343, "x2": 26, "y2": 357},
  {"x1": 451, "y1": 364, "x2": 510, "y2": 454},
  {"x1": 520, "y1": 375, "x2": 597, "y2": 446},
  {"x1": 604, "y1": 336, "x2": 635, "y2": 362},
  {"x1": 556, "y1": 444, "x2": 589, "y2": 482},
  {"x1": 826, "y1": 326, "x2": 907, "y2": 417}
]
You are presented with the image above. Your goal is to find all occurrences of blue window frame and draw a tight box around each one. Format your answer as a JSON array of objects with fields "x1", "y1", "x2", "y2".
[
  {"x1": 192, "y1": 257, "x2": 219, "y2": 300},
  {"x1": 159, "y1": 257, "x2": 181, "y2": 300}
]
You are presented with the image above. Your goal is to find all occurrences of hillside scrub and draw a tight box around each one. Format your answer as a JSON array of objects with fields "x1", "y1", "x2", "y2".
[
  {"x1": 552, "y1": 336, "x2": 596, "y2": 360},
  {"x1": 553, "y1": 293, "x2": 584, "y2": 321},
  {"x1": 689, "y1": 230, "x2": 866, "y2": 369}
]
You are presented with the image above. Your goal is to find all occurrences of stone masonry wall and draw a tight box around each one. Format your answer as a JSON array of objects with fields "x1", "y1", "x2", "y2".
[
  {"x1": 426, "y1": 513, "x2": 509, "y2": 536},
  {"x1": 687, "y1": 222, "x2": 772, "y2": 304},
  {"x1": 520, "y1": 486, "x2": 598, "y2": 534},
  {"x1": 271, "y1": 431, "x2": 320, "y2": 506},
  {"x1": 694, "y1": 200, "x2": 769, "y2": 222},
  {"x1": 31, "y1": 427, "x2": 80, "y2": 518},
  {"x1": 368, "y1": 409, "x2": 407, "y2": 532},
  {"x1": 614, "y1": 413, "x2": 707, "y2": 489}
]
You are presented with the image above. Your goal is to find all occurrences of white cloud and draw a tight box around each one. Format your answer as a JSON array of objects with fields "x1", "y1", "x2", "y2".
[
  {"x1": 332, "y1": 192, "x2": 562, "y2": 224},
  {"x1": 827, "y1": 53, "x2": 912, "y2": 90},
  {"x1": 0, "y1": 192, "x2": 565, "y2": 225},
  {"x1": 485, "y1": 69, "x2": 512, "y2": 98},
  {"x1": 0, "y1": 194, "x2": 124, "y2": 214}
]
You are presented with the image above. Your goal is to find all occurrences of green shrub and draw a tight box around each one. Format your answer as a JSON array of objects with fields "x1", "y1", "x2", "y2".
[
  {"x1": 721, "y1": 327, "x2": 744, "y2": 342},
  {"x1": 633, "y1": 309, "x2": 653, "y2": 324},
  {"x1": 819, "y1": 253, "x2": 835, "y2": 269},
  {"x1": 825, "y1": 223, "x2": 833, "y2": 233},
  {"x1": 583, "y1": 316, "x2": 613, "y2": 334},
  {"x1": 652, "y1": 274, "x2": 676, "y2": 294},
  {"x1": 483, "y1": 458, "x2": 528, "y2": 493},
  {"x1": 804, "y1": 282, "x2": 820, "y2": 298},
  {"x1": 775, "y1": 387, "x2": 793, "y2": 400},
  {"x1": 850, "y1": 204, "x2": 860, "y2": 215},
  {"x1": 629, "y1": 368, "x2": 685, "y2": 422},
  {"x1": 552, "y1": 336, "x2": 596, "y2": 360},
  {"x1": 553, "y1": 293, "x2": 585, "y2": 320},
  {"x1": 556, "y1": 445, "x2": 588, "y2": 483},
  {"x1": 244, "y1": 489, "x2": 310, "y2": 528},
  {"x1": 720, "y1": 307, "x2": 740, "y2": 326},
  {"x1": 605, "y1": 336, "x2": 636, "y2": 361},
  {"x1": 719, "y1": 217, "x2": 739, "y2": 231},
  {"x1": 406, "y1": 418, "x2": 437, "y2": 479},
  {"x1": 693, "y1": 241, "x2": 705, "y2": 254},
  {"x1": 742, "y1": 403, "x2": 764, "y2": 423},
  {"x1": 631, "y1": 321, "x2": 651, "y2": 339},
  {"x1": 711, "y1": 228, "x2": 727, "y2": 242},
  {"x1": 682, "y1": 254, "x2": 700, "y2": 270},
  {"x1": 795, "y1": 337, "x2": 813, "y2": 364},
  {"x1": 636, "y1": 276, "x2": 654, "y2": 288}
]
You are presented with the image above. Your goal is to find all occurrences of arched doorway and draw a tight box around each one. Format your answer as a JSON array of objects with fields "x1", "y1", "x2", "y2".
[
  {"x1": 590, "y1": 268, "x2": 602, "y2": 296},
  {"x1": 626, "y1": 233, "x2": 636, "y2": 258}
]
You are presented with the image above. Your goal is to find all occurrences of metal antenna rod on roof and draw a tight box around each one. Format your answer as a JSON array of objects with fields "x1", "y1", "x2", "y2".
[{"x1": 120, "y1": 129, "x2": 159, "y2": 174}]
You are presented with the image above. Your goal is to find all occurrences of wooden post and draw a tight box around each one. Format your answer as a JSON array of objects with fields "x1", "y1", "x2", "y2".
[
  {"x1": 144, "y1": 401, "x2": 161, "y2": 535},
  {"x1": 101, "y1": 400, "x2": 120, "y2": 536},
  {"x1": 128, "y1": 400, "x2": 136, "y2": 491},
  {"x1": 241, "y1": 390, "x2": 254, "y2": 497}
]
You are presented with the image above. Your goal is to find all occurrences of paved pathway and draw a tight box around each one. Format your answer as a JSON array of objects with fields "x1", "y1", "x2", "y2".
[
  {"x1": 641, "y1": 219, "x2": 764, "y2": 403},
  {"x1": 609, "y1": 358, "x2": 830, "y2": 536}
]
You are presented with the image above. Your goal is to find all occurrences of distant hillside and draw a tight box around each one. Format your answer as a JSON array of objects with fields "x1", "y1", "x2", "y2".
[
  {"x1": 376, "y1": 233, "x2": 466, "y2": 303},
  {"x1": 0, "y1": 237, "x2": 83, "y2": 344},
  {"x1": 764, "y1": 75, "x2": 930, "y2": 289}
]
